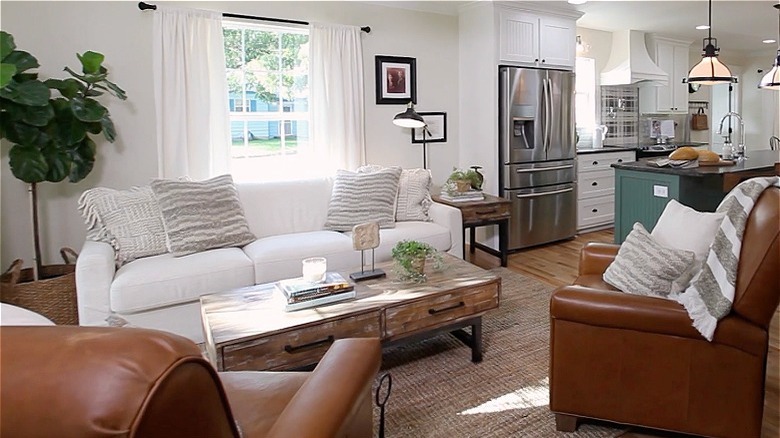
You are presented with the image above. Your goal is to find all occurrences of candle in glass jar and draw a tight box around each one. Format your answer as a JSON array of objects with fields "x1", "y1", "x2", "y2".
[{"x1": 302, "y1": 257, "x2": 327, "y2": 283}]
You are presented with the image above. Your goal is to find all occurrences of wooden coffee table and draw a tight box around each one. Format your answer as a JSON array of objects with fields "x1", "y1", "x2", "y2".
[{"x1": 201, "y1": 253, "x2": 501, "y2": 371}]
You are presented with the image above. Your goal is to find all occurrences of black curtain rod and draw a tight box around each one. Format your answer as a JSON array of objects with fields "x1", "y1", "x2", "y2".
[{"x1": 138, "y1": 2, "x2": 370, "y2": 33}]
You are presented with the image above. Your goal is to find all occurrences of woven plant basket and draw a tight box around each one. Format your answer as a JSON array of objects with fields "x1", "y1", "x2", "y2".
[{"x1": 0, "y1": 248, "x2": 79, "y2": 325}]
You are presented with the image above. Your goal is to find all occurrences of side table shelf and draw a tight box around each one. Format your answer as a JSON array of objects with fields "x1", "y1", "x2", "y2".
[{"x1": 432, "y1": 193, "x2": 511, "y2": 267}]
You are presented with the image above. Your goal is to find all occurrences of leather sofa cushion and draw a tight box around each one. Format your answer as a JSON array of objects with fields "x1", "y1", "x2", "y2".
[
  {"x1": 220, "y1": 372, "x2": 308, "y2": 437},
  {"x1": 110, "y1": 248, "x2": 255, "y2": 313}
]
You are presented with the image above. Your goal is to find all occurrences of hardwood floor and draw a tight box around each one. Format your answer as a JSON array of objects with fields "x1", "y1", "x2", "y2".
[{"x1": 468, "y1": 229, "x2": 779, "y2": 438}]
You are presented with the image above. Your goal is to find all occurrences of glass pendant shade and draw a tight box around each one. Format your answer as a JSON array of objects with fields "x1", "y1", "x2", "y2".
[
  {"x1": 759, "y1": 4, "x2": 780, "y2": 90},
  {"x1": 758, "y1": 52, "x2": 780, "y2": 89},
  {"x1": 393, "y1": 102, "x2": 425, "y2": 128},
  {"x1": 685, "y1": 39, "x2": 735, "y2": 85}
]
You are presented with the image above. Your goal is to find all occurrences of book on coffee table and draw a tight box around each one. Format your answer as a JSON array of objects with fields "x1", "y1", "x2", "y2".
[
  {"x1": 283, "y1": 289, "x2": 357, "y2": 312},
  {"x1": 276, "y1": 272, "x2": 353, "y2": 300}
]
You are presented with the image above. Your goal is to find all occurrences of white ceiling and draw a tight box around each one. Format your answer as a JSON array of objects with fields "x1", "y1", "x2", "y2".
[{"x1": 365, "y1": 1, "x2": 778, "y2": 57}]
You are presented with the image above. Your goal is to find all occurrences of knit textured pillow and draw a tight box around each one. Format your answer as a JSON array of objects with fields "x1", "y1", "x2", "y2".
[
  {"x1": 357, "y1": 166, "x2": 432, "y2": 221},
  {"x1": 78, "y1": 186, "x2": 168, "y2": 265},
  {"x1": 150, "y1": 174, "x2": 256, "y2": 256},
  {"x1": 603, "y1": 222, "x2": 696, "y2": 298},
  {"x1": 324, "y1": 167, "x2": 402, "y2": 232}
]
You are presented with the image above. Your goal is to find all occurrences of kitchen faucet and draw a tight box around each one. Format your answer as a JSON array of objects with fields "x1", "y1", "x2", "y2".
[{"x1": 717, "y1": 112, "x2": 746, "y2": 159}]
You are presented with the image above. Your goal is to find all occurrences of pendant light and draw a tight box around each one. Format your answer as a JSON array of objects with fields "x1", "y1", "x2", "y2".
[
  {"x1": 684, "y1": 0, "x2": 736, "y2": 85},
  {"x1": 758, "y1": 4, "x2": 780, "y2": 90}
]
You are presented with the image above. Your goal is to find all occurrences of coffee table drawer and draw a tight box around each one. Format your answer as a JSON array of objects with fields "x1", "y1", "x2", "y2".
[
  {"x1": 221, "y1": 311, "x2": 381, "y2": 371},
  {"x1": 385, "y1": 283, "x2": 499, "y2": 338}
]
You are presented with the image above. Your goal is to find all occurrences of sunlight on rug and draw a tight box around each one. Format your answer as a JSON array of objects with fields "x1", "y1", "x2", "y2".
[{"x1": 459, "y1": 377, "x2": 550, "y2": 415}]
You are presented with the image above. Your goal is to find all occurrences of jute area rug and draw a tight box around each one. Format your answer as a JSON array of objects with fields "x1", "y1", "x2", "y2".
[{"x1": 374, "y1": 267, "x2": 632, "y2": 438}]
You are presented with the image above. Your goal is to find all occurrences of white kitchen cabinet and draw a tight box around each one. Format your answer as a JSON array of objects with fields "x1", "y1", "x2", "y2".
[
  {"x1": 499, "y1": 10, "x2": 576, "y2": 70},
  {"x1": 576, "y1": 150, "x2": 636, "y2": 231},
  {"x1": 640, "y1": 36, "x2": 692, "y2": 113}
]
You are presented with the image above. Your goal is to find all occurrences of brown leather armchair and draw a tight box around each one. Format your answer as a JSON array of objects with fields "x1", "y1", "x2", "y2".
[
  {"x1": 0, "y1": 326, "x2": 381, "y2": 438},
  {"x1": 550, "y1": 187, "x2": 780, "y2": 438}
]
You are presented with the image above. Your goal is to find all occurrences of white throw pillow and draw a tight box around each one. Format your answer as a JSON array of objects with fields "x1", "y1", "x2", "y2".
[
  {"x1": 325, "y1": 167, "x2": 402, "y2": 231},
  {"x1": 150, "y1": 174, "x2": 256, "y2": 257},
  {"x1": 604, "y1": 222, "x2": 696, "y2": 298},
  {"x1": 651, "y1": 199, "x2": 726, "y2": 260},
  {"x1": 77, "y1": 186, "x2": 168, "y2": 265},
  {"x1": 357, "y1": 165, "x2": 432, "y2": 221}
]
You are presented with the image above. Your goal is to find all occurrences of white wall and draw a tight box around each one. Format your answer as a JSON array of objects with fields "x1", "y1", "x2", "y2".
[{"x1": 0, "y1": 1, "x2": 459, "y2": 269}]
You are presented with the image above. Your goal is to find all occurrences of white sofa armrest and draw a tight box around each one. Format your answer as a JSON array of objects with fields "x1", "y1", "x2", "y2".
[
  {"x1": 76, "y1": 241, "x2": 116, "y2": 326},
  {"x1": 429, "y1": 202, "x2": 463, "y2": 258}
]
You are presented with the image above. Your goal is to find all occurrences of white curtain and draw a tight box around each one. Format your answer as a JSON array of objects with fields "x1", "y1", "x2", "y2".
[
  {"x1": 152, "y1": 6, "x2": 230, "y2": 180},
  {"x1": 309, "y1": 23, "x2": 366, "y2": 171}
]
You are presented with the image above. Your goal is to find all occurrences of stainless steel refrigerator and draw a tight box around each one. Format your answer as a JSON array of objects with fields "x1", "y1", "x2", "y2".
[{"x1": 498, "y1": 66, "x2": 576, "y2": 250}]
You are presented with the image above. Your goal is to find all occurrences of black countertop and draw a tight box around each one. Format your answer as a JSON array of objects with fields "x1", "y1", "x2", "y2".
[
  {"x1": 576, "y1": 145, "x2": 637, "y2": 154},
  {"x1": 611, "y1": 149, "x2": 780, "y2": 177}
]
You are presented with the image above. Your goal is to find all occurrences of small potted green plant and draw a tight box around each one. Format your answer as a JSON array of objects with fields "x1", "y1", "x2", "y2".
[
  {"x1": 446, "y1": 167, "x2": 483, "y2": 193},
  {"x1": 391, "y1": 240, "x2": 443, "y2": 282}
]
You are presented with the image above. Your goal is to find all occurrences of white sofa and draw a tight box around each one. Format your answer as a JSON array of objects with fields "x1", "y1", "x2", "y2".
[{"x1": 76, "y1": 177, "x2": 462, "y2": 343}]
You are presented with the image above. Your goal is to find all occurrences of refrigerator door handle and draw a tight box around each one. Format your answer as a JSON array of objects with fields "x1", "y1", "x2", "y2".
[
  {"x1": 514, "y1": 164, "x2": 574, "y2": 173},
  {"x1": 545, "y1": 77, "x2": 554, "y2": 155},
  {"x1": 515, "y1": 187, "x2": 574, "y2": 198},
  {"x1": 541, "y1": 78, "x2": 549, "y2": 153},
  {"x1": 500, "y1": 68, "x2": 512, "y2": 165}
]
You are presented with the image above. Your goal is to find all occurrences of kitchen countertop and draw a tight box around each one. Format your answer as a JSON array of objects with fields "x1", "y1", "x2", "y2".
[
  {"x1": 576, "y1": 145, "x2": 637, "y2": 154},
  {"x1": 576, "y1": 142, "x2": 709, "y2": 155},
  {"x1": 611, "y1": 149, "x2": 780, "y2": 177}
]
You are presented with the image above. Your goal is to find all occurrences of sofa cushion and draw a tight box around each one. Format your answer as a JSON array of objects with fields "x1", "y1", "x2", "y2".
[
  {"x1": 237, "y1": 178, "x2": 334, "y2": 239},
  {"x1": 244, "y1": 231, "x2": 357, "y2": 284},
  {"x1": 151, "y1": 175, "x2": 256, "y2": 256},
  {"x1": 324, "y1": 167, "x2": 402, "y2": 231},
  {"x1": 345, "y1": 221, "x2": 452, "y2": 262},
  {"x1": 77, "y1": 186, "x2": 168, "y2": 265},
  {"x1": 358, "y1": 166, "x2": 433, "y2": 222},
  {"x1": 110, "y1": 248, "x2": 255, "y2": 313}
]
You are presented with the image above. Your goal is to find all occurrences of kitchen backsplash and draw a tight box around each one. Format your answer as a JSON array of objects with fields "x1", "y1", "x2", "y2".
[
  {"x1": 638, "y1": 113, "x2": 691, "y2": 145},
  {"x1": 600, "y1": 86, "x2": 638, "y2": 146}
]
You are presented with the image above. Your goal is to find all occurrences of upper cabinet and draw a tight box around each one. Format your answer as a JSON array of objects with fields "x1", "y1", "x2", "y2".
[
  {"x1": 499, "y1": 9, "x2": 576, "y2": 70},
  {"x1": 640, "y1": 36, "x2": 693, "y2": 113}
]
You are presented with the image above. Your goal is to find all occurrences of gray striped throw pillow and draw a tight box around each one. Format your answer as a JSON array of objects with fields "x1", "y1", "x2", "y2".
[
  {"x1": 150, "y1": 175, "x2": 256, "y2": 256},
  {"x1": 603, "y1": 222, "x2": 696, "y2": 298},
  {"x1": 324, "y1": 167, "x2": 402, "y2": 232}
]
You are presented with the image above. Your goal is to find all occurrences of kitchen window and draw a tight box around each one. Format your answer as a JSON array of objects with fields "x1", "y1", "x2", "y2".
[
  {"x1": 224, "y1": 22, "x2": 310, "y2": 181},
  {"x1": 575, "y1": 57, "x2": 596, "y2": 148}
]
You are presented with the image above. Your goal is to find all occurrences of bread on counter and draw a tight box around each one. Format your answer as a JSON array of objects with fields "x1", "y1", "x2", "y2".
[
  {"x1": 669, "y1": 147, "x2": 698, "y2": 160},
  {"x1": 697, "y1": 150, "x2": 721, "y2": 162}
]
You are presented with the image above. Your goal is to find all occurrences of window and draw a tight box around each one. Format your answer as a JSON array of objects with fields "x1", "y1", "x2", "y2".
[
  {"x1": 223, "y1": 22, "x2": 309, "y2": 180},
  {"x1": 574, "y1": 57, "x2": 596, "y2": 148}
]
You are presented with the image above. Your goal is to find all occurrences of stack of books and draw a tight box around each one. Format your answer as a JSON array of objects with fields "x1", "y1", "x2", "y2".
[
  {"x1": 275, "y1": 272, "x2": 356, "y2": 311},
  {"x1": 440, "y1": 190, "x2": 485, "y2": 202}
]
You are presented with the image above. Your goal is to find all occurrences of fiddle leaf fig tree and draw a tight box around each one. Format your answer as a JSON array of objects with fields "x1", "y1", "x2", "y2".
[{"x1": 0, "y1": 30, "x2": 127, "y2": 276}]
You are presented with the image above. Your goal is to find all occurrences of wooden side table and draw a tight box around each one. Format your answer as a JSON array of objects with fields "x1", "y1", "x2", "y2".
[{"x1": 432, "y1": 193, "x2": 511, "y2": 267}]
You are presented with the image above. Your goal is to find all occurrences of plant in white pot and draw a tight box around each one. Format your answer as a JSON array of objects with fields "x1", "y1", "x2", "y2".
[{"x1": 0, "y1": 31, "x2": 126, "y2": 316}]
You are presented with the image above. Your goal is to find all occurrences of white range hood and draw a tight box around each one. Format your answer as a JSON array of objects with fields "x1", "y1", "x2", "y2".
[{"x1": 601, "y1": 30, "x2": 668, "y2": 86}]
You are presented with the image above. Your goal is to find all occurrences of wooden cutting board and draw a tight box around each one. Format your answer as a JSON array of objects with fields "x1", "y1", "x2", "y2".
[{"x1": 699, "y1": 159, "x2": 736, "y2": 166}]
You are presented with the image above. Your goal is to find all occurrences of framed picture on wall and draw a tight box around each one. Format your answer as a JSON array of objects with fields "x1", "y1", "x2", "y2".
[
  {"x1": 375, "y1": 55, "x2": 417, "y2": 105},
  {"x1": 412, "y1": 112, "x2": 447, "y2": 143}
]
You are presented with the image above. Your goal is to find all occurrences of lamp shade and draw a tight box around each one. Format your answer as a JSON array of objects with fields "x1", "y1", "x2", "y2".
[
  {"x1": 393, "y1": 102, "x2": 425, "y2": 129},
  {"x1": 685, "y1": 41, "x2": 735, "y2": 85},
  {"x1": 759, "y1": 52, "x2": 780, "y2": 89}
]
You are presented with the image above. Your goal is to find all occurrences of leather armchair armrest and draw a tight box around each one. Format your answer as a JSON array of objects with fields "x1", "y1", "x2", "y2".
[
  {"x1": 266, "y1": 338, "x2": 382, "y2": 438},
  {"x1": 578, "y1": 242, "x2": 619, "y2": 276},
  {"x1": 551, "y1": 286, "x2": 766, "y2": 357}
]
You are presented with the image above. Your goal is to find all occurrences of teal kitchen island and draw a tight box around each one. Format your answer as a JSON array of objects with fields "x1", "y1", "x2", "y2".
[{"x1": 611, "y1": 150, "x2": 779, "y2": 243}]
